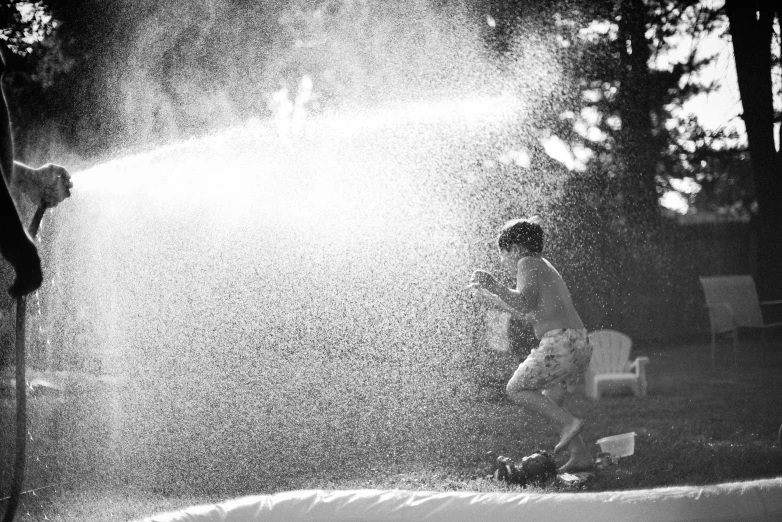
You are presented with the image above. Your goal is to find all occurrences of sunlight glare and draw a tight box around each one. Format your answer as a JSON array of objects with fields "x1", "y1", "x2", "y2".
[{"x1": 72, "y1": 93, "x2": 522, "y2": 231}]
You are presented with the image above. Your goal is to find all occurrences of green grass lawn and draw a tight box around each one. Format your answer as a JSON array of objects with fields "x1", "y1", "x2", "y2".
[{"x1": 4, "y1": 339, "x2": 782, "y2": 521}]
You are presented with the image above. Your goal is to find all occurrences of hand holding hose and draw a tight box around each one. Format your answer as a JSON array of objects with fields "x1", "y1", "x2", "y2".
[
  {"x1": 14, "y1": 162, "x2": 72, "y2": 209},
  {"x1": 5, "y1": 163, "x2": 72, "y2": 297}
]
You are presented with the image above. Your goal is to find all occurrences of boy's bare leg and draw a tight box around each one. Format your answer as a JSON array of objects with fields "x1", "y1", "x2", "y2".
[
  {"x1": 542, "y1": 384, "x2": 593, "y2": 471},
  {"x1": 558, "y1": 436, "x2": 593, "y2": 472},
  {"x1": 506, "y1": 387, "x2": 583, "y2": 453},
  {"x1": 541, "y1": 383, "x2": 582, "y2": 452},
  {"x1": 541, "y1": 382, "x2": 567, "y2": 406}
]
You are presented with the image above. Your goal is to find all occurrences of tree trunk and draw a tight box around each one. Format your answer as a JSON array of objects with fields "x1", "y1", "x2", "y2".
[
  {"x1": 726, "y1": 3, "x2": 782, "y2": 300},
  {"x1": 615, "y1": 0, "x2": 660, "y2": 225}
]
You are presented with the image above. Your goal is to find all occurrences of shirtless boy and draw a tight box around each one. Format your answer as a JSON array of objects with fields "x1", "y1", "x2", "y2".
[{"x1": 467, "y1": 217, "x2": 593, "y2": 472}]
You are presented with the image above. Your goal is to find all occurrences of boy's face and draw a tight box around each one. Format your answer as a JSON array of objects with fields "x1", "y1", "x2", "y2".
[{"x1": 499, "y1": 245, "x2": 522, "y2": 271}]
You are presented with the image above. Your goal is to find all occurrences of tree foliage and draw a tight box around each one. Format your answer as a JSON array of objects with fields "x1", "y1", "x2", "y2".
[
  {"x1": 1, "y1": 0, "x2": 778, "y2": 299},
  {"x1": 0, "y1": 0, "x2": 746, "y2": 184},
  {"x1": 0, "y1": 2, "x2": 71, "y2": 150},
  {"x1": 479, "y1": 0, "x2": 740, "y2": 219}
]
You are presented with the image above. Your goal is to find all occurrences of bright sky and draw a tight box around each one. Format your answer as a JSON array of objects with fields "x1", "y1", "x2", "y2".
[
  {"x1": 655, "y1": 7, "x2": 745, "y2": 141},
  {"x1": 681, "y1": 44, "x2": 741, "y2": 134},
  {"x1": 653, "y1": 5, "x2": 749, "y2": 215}
]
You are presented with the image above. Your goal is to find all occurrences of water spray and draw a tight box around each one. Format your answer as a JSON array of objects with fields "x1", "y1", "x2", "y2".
[{"x1": 3, "y1": 204, "x2": 47, "y2": 522}]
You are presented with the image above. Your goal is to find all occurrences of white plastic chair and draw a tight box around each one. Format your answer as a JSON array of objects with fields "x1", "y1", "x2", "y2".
[
  {"x1": 584, "y1": 330, "x2": 649, "y2": 400},
  {"x1": 699, "y1": 275, "x2": 782, "y2": 366}
]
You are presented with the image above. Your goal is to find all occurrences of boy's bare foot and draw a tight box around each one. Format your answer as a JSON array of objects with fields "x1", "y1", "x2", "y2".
[
  {"x1": 558, "y1": 454, "x2": 594, "y2": 473},
  {"x1": 554, "y1": 418, "x2": 584, "y2": 454}
]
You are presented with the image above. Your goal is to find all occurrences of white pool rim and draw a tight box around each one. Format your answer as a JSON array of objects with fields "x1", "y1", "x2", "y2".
[{"x1": 142, "y1": 477, "x2": 782, "y2": 522}]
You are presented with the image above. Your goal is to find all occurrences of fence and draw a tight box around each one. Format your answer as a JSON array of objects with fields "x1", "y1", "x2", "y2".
[{"x1": 563, "y1": 220, "x2": 754, "y2": 342}]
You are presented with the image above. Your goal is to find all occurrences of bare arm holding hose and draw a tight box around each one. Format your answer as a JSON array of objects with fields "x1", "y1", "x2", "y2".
[
  {"x1": 0, "y1": 48, "x2": 41, "y2": 298},
  {"x1": 0, "y1": 46, "x2": 72, "y2": 297}
]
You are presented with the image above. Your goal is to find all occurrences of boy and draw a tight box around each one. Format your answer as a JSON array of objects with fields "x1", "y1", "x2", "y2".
[{"x1": 467, "y1": 217, "x2": 593, "y2": 472}]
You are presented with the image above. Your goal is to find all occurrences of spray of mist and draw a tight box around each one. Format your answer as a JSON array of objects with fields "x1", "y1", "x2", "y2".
[{"x1": 17, "y1": 0, "x2": 580, "y2": 495}]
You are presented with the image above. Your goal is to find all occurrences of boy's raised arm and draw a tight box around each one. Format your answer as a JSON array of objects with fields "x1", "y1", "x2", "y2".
[
  {"x1": 492, "y1": 258, "x2": 538, "y2": 315},
  {"x1": 471, "y1": 258, "x2": 538, "y2": 316},
  {"x1": 472, "y1": 286, "x2": 529, "y2": 320}
]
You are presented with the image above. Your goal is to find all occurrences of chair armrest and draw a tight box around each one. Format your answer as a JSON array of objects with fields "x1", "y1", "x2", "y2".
[
  {"x1": 759, "y1": 301, "x2": 782, "y2": 326},
  {"x1": 629, "y1": 356, "x2": 650, "y2": 375}
]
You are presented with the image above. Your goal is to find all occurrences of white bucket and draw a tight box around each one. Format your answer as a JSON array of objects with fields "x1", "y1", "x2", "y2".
[{"x1": 596, "y1": 432, "x2": 636, "y2": 458}]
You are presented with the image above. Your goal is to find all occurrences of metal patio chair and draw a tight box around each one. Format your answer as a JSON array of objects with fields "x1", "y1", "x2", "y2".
[{"x1": 699, "y1": 275, "x2": 782, "y2": 366}]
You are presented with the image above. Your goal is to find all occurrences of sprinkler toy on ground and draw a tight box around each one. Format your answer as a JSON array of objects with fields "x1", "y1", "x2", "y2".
[{"x1": 494, "y1": 450, "x2": 558, "y2": 486}]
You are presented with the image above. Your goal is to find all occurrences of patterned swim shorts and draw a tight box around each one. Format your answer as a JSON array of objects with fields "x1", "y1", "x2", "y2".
[{"x1": 509, "y1": 328, "x2": 592, "y2": 391}]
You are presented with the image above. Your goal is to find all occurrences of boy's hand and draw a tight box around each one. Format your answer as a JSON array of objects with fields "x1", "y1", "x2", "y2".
[{"x1": 470, "y1": 270, "x2": 499, "y2": 294}]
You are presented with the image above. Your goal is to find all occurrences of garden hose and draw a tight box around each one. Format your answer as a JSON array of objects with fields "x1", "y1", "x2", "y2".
[{"x1": 2, "y1": 204, "x2": 47, "y2": 522}]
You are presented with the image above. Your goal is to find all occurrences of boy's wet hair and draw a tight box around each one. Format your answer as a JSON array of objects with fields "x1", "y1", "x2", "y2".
[{"x1": 497, "y1": 218, "x2": 543, "y2": 253}]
